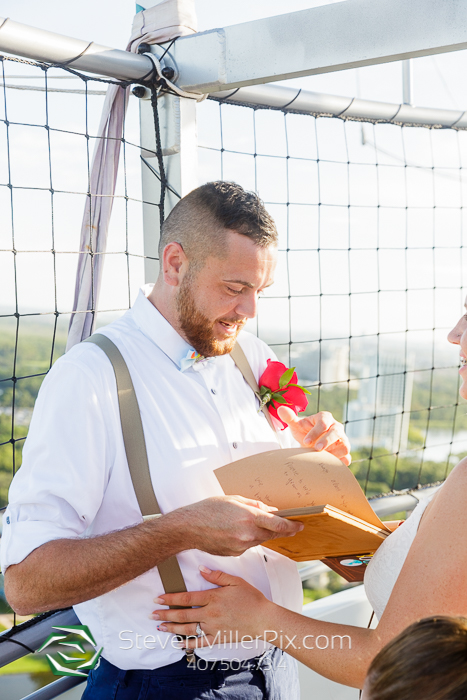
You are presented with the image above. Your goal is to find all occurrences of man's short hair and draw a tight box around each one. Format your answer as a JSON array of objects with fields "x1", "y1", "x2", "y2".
[{"x1": 158, "y1": 181, "x2": 278, "y2": 267}]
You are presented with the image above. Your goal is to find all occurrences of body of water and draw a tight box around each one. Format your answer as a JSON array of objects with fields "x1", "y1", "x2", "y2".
[{"x1": 418, "y1": 429, "x2": 467, "y2": 463}]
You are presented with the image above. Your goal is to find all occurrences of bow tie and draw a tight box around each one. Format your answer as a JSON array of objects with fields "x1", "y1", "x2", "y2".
[{"x1": 180, "y1": 349, "x2": 210, "y2": 372}]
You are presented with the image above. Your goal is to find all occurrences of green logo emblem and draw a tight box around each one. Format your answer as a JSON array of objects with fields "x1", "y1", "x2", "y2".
[{"x1": 37, "y1": 625, "x2": 103, "y2": 677}]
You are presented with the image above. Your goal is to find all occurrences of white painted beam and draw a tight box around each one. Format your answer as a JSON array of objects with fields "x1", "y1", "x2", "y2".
[
  {"x1": 171, "y1": 0, "x2": 467, "y2": 92},
  {"x1": 402, "y1": 60, "x2": 413, "y2": 106}
]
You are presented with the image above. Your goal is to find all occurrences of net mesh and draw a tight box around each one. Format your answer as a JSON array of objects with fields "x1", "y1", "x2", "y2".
[
  {"x1": 1, "y1": 48, "x2": 467, "y2": 659},
  {"x1": 1, "y1": 60, "x2": 467, "y2": 522},
  {"x1": 197, "y1": 98, "x2": 467, "y2": 496},
  {"x1": 0, "y1": 56, "x2": 149, "y2": 518}
]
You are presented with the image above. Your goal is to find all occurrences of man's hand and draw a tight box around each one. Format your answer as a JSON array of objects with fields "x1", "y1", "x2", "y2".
[
  {"x1": 171, "y1": 495, "x2": 304, "y2": 557},
  {"x1": 277, "y1": 406, "x2": 351, "y2": 466},
  {"x1": 4, "y1": 495, "x2": 303, "y2": 615}
]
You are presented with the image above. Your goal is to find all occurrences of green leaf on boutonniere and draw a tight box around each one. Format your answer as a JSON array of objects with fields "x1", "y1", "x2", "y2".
[
  {"x1": 270, "y1": 392, "x2": 289, "y2": 404},
  {"x1": 279, "y1": 367, "x2": 296, "y2": 389},
  {"x1": 259, "y1": 385, "x2": 270, "y2": 396},
  {"x1": 287, "y1": 383, "x2": 312, "y2": 394}
]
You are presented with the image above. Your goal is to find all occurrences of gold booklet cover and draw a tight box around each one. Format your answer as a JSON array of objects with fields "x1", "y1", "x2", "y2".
[{"x1": 214, "y1": 448, "x2": 392, "y2": 562}]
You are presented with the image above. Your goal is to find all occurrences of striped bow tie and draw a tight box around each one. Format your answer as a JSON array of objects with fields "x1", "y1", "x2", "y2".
[{"x1": 180, "y1": 349, "x2": 210, "y2": 372}]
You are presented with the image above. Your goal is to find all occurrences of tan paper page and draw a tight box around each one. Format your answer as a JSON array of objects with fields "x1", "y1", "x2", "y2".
[{"x1": 215, "y1": 448, "x2": 386, "y2": 530}]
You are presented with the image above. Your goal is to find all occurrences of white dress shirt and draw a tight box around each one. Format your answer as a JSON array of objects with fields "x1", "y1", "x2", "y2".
[{"x1": 1, "y1": 285, "x2": 303, "y2": 669}]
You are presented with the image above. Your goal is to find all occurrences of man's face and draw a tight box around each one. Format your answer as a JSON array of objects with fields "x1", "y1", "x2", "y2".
[{"x1": 176, "y1": 231, "x2": 277, "y2": 357}]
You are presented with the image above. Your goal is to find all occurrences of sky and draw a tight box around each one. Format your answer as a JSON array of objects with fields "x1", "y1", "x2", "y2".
[{"x1": 1, "y1": 1, "x2": 341, "y2": 48}]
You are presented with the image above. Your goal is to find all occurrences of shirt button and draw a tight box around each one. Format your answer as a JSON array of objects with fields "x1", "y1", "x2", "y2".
[
  {"x1": 211, "y1": 388, "x2": 216, "y2": 395},
  {"x1": 232, "y1": 442, "x2": 238, "y2": 449}
]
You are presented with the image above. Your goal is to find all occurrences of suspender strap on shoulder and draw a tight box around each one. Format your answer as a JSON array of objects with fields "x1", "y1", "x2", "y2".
[
  {"x1": 230, "y1": 343, "x2": 277, "y2": 435},
  {"x1": 84, "y1": 333, "x2": 187, "y2": 596}
]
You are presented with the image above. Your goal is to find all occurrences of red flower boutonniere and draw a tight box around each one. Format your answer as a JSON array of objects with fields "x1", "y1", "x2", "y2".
[{"x1": 258, "y1": 359, "x2": 310, "y2": 430}]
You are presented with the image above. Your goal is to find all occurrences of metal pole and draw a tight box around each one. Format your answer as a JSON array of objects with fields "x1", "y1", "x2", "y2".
[
  {"x1": 368, "y1": 485, "x2": 441, "y2": 518},
  {"x1": 0, "y1": 16, "x2": 153, "y2": 81},
  {"x1": 21, "y1": 676, "x2": 85, "y2": 700},
  {"x1": 0, "y1": 608, "x2": 80, "y2": 668},
  {"x1": 2, "y1": 75, "x2": 467, "y2": 129},
  {"x1": 208, "y1": 83, "x2": 467, "y2": 129},
  {"x1": 402, "y1": 59, "x2": 413, "y2": 105},
  {"x1": 138, "y1": 63, "x2": 199, "y2": 283}
]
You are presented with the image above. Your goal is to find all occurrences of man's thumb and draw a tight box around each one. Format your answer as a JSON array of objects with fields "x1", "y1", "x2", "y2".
[
  {"x1": 199, "y1": 566, "x2": 237, "y2": 587},
  {"x1": 277, "y1": 405, "x2": 297, "y2": 425}
]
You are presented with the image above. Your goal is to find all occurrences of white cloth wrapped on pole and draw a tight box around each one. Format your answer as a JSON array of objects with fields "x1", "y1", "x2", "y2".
[{"x1": 66, "y1": 0, "x2": 197, "y2": 351}]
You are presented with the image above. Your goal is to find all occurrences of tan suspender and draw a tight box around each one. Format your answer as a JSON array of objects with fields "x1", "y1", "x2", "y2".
[
  {"x1": 85, "y1": 334, "x2": 276, "y2": 595},
  {"x1": 229, "y1": 343, "x2": 277, "y2": 434},
  {"x1": 84, "y1": 334, "x2": 187, "y2": 596}
]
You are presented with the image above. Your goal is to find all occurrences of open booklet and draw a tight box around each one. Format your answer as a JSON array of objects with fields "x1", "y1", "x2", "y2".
[{"x1": 214, "y1": 448, "x2": 401, "y2": 580}]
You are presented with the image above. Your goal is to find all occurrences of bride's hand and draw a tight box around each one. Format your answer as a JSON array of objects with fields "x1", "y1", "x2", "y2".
[{"x1": 149, "y1": 566, "x2": 272, "y2": 649}]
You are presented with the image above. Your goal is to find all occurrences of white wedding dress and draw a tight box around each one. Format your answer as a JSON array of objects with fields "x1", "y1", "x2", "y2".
[{"x1": 364, "y1": 495, "x2": 435, "y2": 620}]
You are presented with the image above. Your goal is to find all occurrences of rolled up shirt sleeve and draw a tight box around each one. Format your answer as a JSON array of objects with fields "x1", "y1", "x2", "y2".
[{"x1": 1, "y1": 353, "x2": 115, "y2": 574}]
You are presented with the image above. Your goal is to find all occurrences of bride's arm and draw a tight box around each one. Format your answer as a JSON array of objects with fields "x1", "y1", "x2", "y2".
[
  {"x1": 376, "y1": 457, "x2": 467, "y2": 626},
  {"x1": 153, "y1": 458, "x2": 467, "y2": 688},
  {"x1": 153, "y1": 567, "x2": 382, "y2": 687}
]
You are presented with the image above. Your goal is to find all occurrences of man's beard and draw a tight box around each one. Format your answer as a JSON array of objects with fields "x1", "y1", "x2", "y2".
[{"x1": 176, "y1": 274, "x2": 246, "y2": 357}]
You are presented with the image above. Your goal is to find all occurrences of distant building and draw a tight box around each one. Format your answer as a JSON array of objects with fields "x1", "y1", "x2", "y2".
[
  {"x1": 345, "y1": 353, "x2": 413, "y2": 454},
  {"x1": 291, "y1": 341, "x2": 350, "y2": 387},
  {"x1": 320, "y1": 344, "x2": 349, "y2": 386}
]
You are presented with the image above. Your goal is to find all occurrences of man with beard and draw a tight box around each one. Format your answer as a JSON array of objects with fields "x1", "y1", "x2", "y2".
[{"x1": 2, "y1": 182, "x2": 350, "y2": 699}]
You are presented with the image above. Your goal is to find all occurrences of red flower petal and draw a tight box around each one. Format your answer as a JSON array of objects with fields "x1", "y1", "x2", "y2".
[
  {"x1": 281, "y1": 385, "x2": 308, "y2": 413},
  {"x1": 259, "y1": 360, "x2": 309, "y2": 428},
  {"x1": 259, "y1": 359, "x2": 288, "y2": 392}
]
